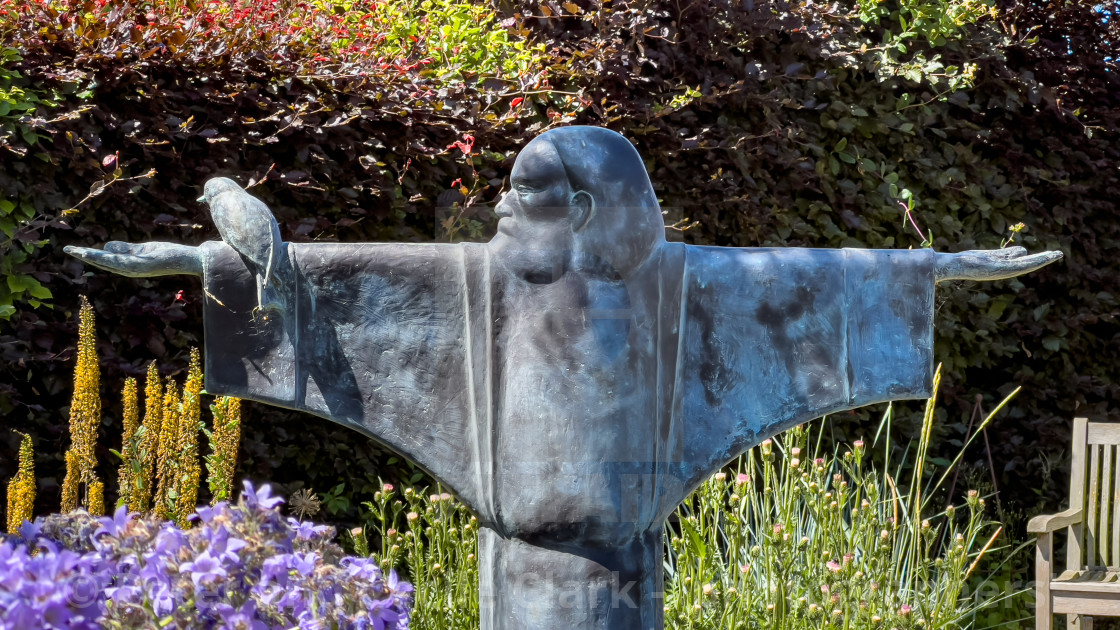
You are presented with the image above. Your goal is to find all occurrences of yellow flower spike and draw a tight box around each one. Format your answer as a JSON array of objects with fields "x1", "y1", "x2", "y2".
[
  {"x1": 121, "y1": 378, "x2": 139, "y2": 450},
  {"x1": 6, "y1": 432, "x2": 36, "y2": 534},
  {"x1": 209, "y1": 396, "x2": 242, "y2": 505},
  {"x1": 117, "y1": 377, "x2": 139, "y2": 510},
  {"x1": 175, "y1": 349, "x2": 204, "y2": 525},
  {"x1": 4, "y1": 492, "x2": 14, "y2": 535},
  {"x1": 63, "y1": 297, "x2": 103, "y2": 512},
  {"x1": 137, "y1": 361, "x2": 163, "y2": 513},
  {"x1": 60, "y1": 450, "x2": 80, "y2": 513},
  {"x1": 88, "y1": 479, "x2": 105, "y2": 517},
  {"x1": 74, "y1": 297, "x2": 101, "y2": 475},
  {"x1": 153, "y1": 377, "x2": 181, "y2": 520}
]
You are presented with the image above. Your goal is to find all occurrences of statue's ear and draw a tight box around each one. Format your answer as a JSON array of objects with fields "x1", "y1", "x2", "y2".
[{"x1": 570, "y1": 190, "x2": 595, "y2": 232}]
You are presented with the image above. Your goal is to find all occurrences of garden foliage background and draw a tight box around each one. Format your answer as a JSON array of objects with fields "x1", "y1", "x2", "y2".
[{"x1": 0, "y1": 0, "x2": 1117, "y2": 543}]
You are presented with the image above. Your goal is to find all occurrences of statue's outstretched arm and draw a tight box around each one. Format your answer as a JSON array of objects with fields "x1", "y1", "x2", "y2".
[
  {"x1": 934, "y1": 246, "x2": 1063, "y2": 283},
  {"x1": 63, "y1": 241, "x2": 203, "y2": 278}
]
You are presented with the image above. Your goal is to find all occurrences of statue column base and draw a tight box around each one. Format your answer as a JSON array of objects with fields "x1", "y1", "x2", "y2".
[{"x1": 477, "y1": 527, "x2": 665, "y2": 630}]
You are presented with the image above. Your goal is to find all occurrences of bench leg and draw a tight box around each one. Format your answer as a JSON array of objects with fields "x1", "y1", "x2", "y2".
[{"x1": 1037, "y1": 533, "x2": 1052, "y2": 630}]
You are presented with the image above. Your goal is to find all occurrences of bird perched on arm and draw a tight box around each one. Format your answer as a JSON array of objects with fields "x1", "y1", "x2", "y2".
[{"x1": 197, "y1": 177, "x2": 284, "y2": 317}]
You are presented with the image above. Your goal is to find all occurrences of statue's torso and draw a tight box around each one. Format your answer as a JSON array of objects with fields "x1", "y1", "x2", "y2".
[{"x1": 492, "y1": 268, "x2": 660, "y2": 546}]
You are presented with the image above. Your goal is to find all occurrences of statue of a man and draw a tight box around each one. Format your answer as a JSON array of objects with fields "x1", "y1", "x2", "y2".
[{"x1": 66, "y1": 126, "x2": 1060, "y2": 630}]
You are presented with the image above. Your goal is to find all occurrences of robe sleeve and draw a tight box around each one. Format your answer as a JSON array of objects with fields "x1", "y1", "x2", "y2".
[
  {"x1": 199, "y1": 240, "x2": 486, "y2": 512},
  {"x1": 672, "y1": 246, "x2": 936, "y2": 488}
]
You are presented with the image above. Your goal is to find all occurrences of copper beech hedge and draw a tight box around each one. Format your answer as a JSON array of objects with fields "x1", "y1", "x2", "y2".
[{"x1": 0, "y1": 0, "x2": 1116, "y2": 527}]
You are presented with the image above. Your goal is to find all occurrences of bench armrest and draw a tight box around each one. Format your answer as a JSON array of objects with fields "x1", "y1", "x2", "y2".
[{"x1": 1027, "y1": 508, "x2": 1083, "y2": 534}]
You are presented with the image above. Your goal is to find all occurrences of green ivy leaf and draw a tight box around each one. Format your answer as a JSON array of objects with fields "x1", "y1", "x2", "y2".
[
  {"x1": 6, "y1": 274, "x2": 27, "y2": 293},
  {"x1": 26, "y1": 280, "x2": 50, "y2": 300}
]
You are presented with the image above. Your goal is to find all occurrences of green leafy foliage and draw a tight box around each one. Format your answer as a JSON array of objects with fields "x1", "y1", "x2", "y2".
[
  {"x1": 0, "y1": 7, "x2": 1115, "y2": 613},
  {"x1": 0, "y1": 47, "x2": 54, "y2": 320},
  {"x1": 320, "y1": 482, "x2": 352, "y2": 517},
  {"x1": 358, "y1": 484, "x2": 479, "y2": 629},
  {"x1": 0, "y1": 0, "x2": 548, "y2": 88},
  {"x1": 664, "y1": 411, "x2": 1009, "y2": 627},
  {"x1": 0, "y1": 47, "x2": 44, "y2": 145},
  {"x1": 858, "y1": 0, "x2": 995, "y2": 47},
  {"x1": 304, "y1": 0, "x2": 547, "y2": 82}
]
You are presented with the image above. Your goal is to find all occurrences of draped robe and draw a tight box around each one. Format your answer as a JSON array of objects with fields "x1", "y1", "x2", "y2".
[{"x1": 199, "y1": 239, "x2": 935, "y2": 629}]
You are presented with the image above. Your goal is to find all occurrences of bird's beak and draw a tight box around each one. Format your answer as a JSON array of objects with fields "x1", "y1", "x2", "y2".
[{"x1": 196, "y1": 195, "x2": 206, "y2": 203}]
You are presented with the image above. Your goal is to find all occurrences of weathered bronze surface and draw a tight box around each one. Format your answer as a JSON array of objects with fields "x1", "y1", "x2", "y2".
[{"x1": 66, "y1": 126, "x2": 1061, "y2": 630}]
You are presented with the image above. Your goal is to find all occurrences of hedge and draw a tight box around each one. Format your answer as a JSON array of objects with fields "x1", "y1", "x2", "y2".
[{"x1": 0, "y1": 0, "x2": 1116, "y2": 532}]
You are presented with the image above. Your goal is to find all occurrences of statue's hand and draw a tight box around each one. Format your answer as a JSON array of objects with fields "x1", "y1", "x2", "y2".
[
  {"x1": 64, "y1": 241, "x2": 203, "y2": 278},
  {"x1": 934, "y1": 246, "x2": 1063, "y2": 283}
]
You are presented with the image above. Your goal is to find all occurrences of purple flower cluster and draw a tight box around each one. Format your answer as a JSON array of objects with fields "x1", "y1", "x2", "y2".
[{"x1": 0, "y1": 481, "x2": 412, "y2": 629}]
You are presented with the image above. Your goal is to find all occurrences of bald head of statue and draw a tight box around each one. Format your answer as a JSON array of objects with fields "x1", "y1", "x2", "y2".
[{"x1": 490, "y1": 126, "x2": 666, "y2": 282}]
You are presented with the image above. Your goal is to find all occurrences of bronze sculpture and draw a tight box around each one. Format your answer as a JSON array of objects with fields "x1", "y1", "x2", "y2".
[{"x1": 66, "y1": 126, "x2": 1061, "y2": 630}]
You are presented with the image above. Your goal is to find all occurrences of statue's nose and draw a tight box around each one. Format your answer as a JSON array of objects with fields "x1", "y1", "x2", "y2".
[{"x1": 495, "y1": 193, "x2": 513, "y2": 218}]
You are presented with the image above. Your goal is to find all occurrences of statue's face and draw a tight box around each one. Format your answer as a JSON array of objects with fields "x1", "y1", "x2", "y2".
[{"x1": 490, "y1": 138, "x2": 589, "y2": 282}]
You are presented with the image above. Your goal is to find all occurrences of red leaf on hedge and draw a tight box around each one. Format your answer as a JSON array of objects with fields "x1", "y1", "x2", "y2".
[{"x1": 447, "y1": 134, "x2": 475, "y2": 156}]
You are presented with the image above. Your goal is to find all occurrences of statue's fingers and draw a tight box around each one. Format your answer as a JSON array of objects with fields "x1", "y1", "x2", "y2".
[
  {"x1": 1007, "y1": 250, "x2": 1063, "y2": 273},
  {"x1": 64, "y1": 246, "x2": 119, "y2": 269},
  {"x1": 936, "y1": 249, "x2": 1063, "y2": 282},
  {"x1": 104, "y1": 241, "x2": 136, "y2": 254},
  {"x1": 961, "y1": 246, "x2": 1027, "y2": 260},
  {"x1": 63, "y1": 245, "x2": 153, "y2": 277},
  {"x1": 980, "y1": 250, "x2": 1063, "y2": 280},
  {"x1": 993, "y1": 246, "x2": 1027, "y2": 259},
  {"x1": 77, "y1": 250, "x2": 140, "y2": 275},
  {"x1": 67, "y1": 243, "x2": 142, "y2": 259},
  {"x1": 66, "y1": 241, "x2": 203, "y2": 277},
  {"x1": 63, "y1": 245, "x2": 93, "y2": 259}
]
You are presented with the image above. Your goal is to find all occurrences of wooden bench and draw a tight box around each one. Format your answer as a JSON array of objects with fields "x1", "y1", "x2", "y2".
[{"x1": 1030, "y1": 417, "x2": 1120, "y2": 629}]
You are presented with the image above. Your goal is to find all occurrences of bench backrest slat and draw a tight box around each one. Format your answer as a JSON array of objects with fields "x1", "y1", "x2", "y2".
[
  {"x1": 1087, "y1": 443, "x2": 1102, "y2": 567},
  {"x1": 1068, "y1": 417, "x2": 1088, "y2": 572},
  {"x1": 1100, "y1": 445, "x2": 1114, "y2": 567},
  {"x1": 1112, "y1": 448, "x2": 1120, "y2": 568}
]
